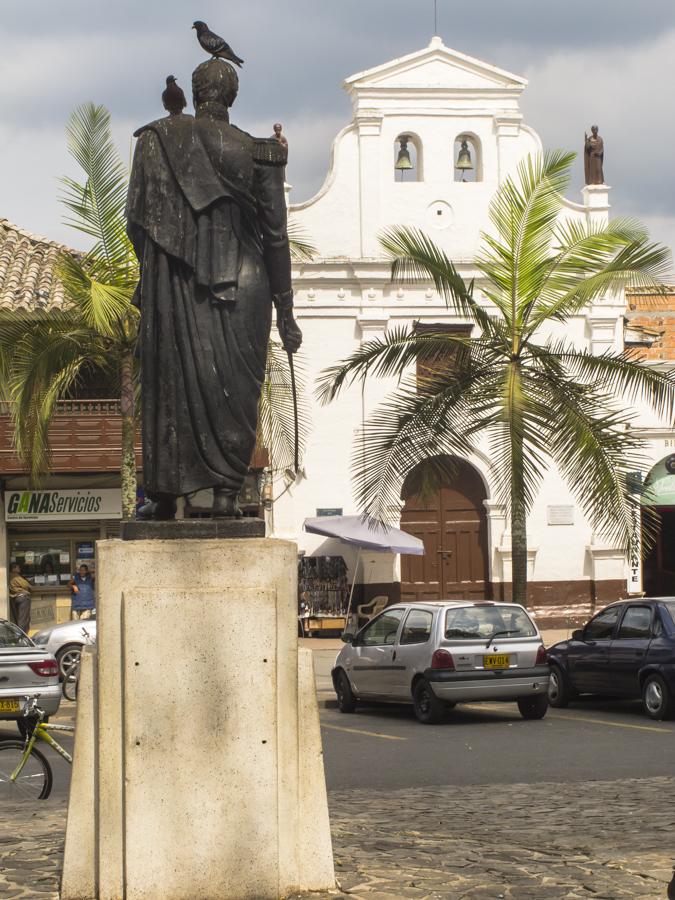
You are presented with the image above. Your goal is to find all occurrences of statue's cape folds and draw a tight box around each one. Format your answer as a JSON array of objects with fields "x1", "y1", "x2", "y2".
[{"x1": 126, "y1": 114, "x2": 258, "y2": 303}]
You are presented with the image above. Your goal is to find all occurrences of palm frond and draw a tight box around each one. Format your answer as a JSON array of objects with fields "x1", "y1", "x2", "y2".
[
  {"x1": 316, "y1": 325, "x2": 493, "y2": 405},
  {"x1": 478, "y1": 151, "x2": 575, "y2": 328},
  {"x1": 288, "y1": 219, "x2": 317, "y2": 262},
  {"x1": 380, "y1": 226, "x2": 492, "y2": 330},
  {"x1": 57, "y1": 252, "x2": 137, "y2": 337},
  {"x1": 351, "y1": 378, "x2": 477, "y2": 521},
  {"x1": 532, "y1": 341, "x2": 675, "y2": 422},
  {"x1": 258, "y1": 341, "x2": 310, "y2": 473},
  {"x1": 60, "y1": 103, "x2": 133, "y2": 276}
]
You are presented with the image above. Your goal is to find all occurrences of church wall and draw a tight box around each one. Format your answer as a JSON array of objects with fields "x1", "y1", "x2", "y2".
[{"x1": 274, "y1": 39, "x2": 675, "y2": 624}]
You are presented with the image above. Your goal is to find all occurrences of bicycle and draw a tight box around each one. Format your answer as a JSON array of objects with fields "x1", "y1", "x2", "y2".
[
  {"x1": 0, "y1": 697, "x2": 74, "y2": 799},
  {"x1": 62, "y1": 625, "x2": 95, "y2": 702}
]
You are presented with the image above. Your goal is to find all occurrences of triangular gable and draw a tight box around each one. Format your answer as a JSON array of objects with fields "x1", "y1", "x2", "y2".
[{"x1": 345, "y1": 37, "x2": 527, "y2": 92}]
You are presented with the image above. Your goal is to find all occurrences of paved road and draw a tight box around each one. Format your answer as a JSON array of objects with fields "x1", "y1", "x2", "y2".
[
  {"x1": 3, "y1": 678, "x2": 675, "y2": 898},
  {"x1": 320, "y1": 695, "x2": 675, "y2": 791}
]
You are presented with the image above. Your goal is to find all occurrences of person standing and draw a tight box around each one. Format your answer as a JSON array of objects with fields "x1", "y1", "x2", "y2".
[
  {"x1": 8, "y1": 563, "x2": 32, "y2": 634},
  {"x1": 70, "y1": 564, "x2": 95, "y2": 620}
]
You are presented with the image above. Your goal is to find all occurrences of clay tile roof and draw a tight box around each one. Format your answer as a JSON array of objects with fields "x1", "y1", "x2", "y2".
[{"x1": 0, "y1": 218, "x2": 75, "y2": 313}]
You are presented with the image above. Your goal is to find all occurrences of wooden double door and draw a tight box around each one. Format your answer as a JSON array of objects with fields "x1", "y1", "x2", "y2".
[{"x1": 400, "y1": 461, "x2": 489, "y2": 602}]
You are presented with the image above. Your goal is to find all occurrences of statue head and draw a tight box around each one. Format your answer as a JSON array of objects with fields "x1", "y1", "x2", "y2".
[
  {"x1": 273, "y1": 123, "x2": 283, "y2": 136},
  {"x1": 591, "y1": 124, "x2": 599, "y2": 136},
  {"x1": 192, "y1": 59, "x2": 239, "y2": 110}
]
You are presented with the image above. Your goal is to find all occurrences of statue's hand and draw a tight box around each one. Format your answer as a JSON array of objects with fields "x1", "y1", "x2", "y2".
[{"x1": 277, "y1": 308, "x2": 303, "y2": 354}]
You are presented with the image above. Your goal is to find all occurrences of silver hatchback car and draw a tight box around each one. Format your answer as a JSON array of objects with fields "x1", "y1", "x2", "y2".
[{"x1": 332, "y1": 601, "x2": 550, "y2": 723}]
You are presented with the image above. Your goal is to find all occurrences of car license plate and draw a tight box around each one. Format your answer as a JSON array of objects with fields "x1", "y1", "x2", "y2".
[
  {"x1": 0, "y1": 699, "x2": 21, "y2": 713},
  {"x1": 483, "y1": 654, "x2": 510, "y2": 669}
]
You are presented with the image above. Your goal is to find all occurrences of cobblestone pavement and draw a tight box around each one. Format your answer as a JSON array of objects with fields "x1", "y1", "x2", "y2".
[
  {"x1": 289, "y1": 777, "x2": 675, "y2": 900},
  {"x1": 0, "y1": 800, "x2": 65, "y2": 898},
  {"x1": 2, "y1": 778, "x2": 674, "y2": 898}
]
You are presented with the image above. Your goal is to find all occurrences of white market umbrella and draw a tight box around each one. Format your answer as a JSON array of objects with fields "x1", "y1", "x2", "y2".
[{"x1": 302, "y1": 515, "x2": 424, "y2": 627}]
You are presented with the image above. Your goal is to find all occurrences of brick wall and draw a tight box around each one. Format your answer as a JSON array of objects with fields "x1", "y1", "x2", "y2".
[{"x1": 625, "y1": 291, "x2": 675, "y2": 361}]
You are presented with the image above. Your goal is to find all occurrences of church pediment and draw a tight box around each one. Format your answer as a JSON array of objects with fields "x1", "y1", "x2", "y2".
[{"x1": 345, "y1": 37, "x2": 527, "y2": 94}]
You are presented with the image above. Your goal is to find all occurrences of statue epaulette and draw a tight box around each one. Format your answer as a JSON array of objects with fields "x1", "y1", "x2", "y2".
[{"x1": 253, "y1": 138, "x2": 287, "y2": 166}]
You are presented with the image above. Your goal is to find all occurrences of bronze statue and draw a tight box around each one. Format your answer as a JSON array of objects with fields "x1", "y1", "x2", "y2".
[
  {"x1": 126, "y1": 59, "x2": 301, "y2": 520},
  {"x1": 584, "y1": 125, "x2": 605, "y2": 185}
]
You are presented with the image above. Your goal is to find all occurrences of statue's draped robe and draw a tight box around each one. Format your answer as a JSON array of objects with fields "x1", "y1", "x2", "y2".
[
  {"x1": 126, "y1": 114, "x2": 290, "y2": 497},
  {"x1": 584, "y1": 135, "x2": 605, "y2": 185}
]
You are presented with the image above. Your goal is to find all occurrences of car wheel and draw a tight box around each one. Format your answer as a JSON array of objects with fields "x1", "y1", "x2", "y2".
[
  {"x1": 517, "y1": 694, "x2": 549, "y2": 720},
  {"x1": 56, "y1": 644, "x2": 83, "y2": 682},
  {"x1": 412, "y1": 679, "x2": 446, "y2": 724},
  {"x1": 548, "y1": 665, "x2": 570, "y2": 708},
  {"x1": 642, "y1": 674, "x2": 674, "y2": 721},
  {"x1": 335, "y1": 670, "x2": 357, "y2": 714}
]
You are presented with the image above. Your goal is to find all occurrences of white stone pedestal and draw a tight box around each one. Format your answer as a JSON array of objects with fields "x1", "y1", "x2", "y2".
[{"x1": 61, "y1": 538, "x2": 334, "y2": 900}]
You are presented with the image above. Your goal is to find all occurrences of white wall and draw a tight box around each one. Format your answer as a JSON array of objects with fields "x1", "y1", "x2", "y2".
[{"x1": 273, "y1": 37, "x2": 675, "y2": 592}]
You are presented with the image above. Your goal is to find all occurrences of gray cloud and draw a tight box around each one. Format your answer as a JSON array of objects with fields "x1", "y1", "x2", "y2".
[{"x1": 1, "y1": 1, "x2": 672, "y2": 263}]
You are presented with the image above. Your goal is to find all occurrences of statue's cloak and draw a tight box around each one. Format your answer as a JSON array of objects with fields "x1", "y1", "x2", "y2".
[{"x1": 126, "y1": 113, "x2": 290, "y2": 497}]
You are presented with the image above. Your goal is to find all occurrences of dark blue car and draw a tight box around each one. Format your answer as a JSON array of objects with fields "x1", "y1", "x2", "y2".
[{"x1": 547, "y1": 598, "x2": 675, "y2": 720}]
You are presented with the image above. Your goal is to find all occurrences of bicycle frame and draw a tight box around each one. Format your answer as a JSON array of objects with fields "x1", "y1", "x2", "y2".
[{"x1": 10, "y1": 718, "x2": 74, "y2": 782}]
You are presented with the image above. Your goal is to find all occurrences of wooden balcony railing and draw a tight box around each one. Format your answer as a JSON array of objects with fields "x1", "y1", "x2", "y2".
[
  {"x1": 0, "y1": 400, "x2": 268, "y2": 474},
  {"x1": 0, "y1": 399, "x2": 141, "y2": 474}
]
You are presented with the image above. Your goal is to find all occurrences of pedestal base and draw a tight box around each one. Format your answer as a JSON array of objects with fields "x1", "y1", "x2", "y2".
[{"x1": 61, "y1": 538, "x2": 334, "y2": 899}]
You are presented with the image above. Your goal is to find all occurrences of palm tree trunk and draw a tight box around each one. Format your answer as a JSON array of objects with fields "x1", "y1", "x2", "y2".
[
  {"x1": 510, "y1": 430, "x2": 528, "y2": 606},
  {"x1": 120, "y1": 350, "x2": 137, "y2": 519}
]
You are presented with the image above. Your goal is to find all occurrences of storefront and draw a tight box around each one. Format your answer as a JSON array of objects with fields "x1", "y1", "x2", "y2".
[{"x1": 2, "y1": 482, "x2": 122, "y2": 630}]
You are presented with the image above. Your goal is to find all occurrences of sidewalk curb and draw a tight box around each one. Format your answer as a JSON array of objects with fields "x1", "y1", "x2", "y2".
[{"x1": 317, "y1": 693, "x2": 338, "y2": 710}]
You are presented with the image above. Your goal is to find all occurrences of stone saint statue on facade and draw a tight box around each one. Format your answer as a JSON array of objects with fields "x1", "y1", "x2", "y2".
[
  {"x1": 584, "y1": 125, "x2": 605, "y2": 185},
  {"x1": 126, "y1": 59, "x2": 302, "y2": 520}
]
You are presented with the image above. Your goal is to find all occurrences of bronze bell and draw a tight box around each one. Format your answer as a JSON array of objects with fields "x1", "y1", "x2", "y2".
[
  {"x1": 395, "y1": 137, "x2": 414, "y2": 171},
  {"x1": 456, "y1": 140, "x2": 473, "y2": 171}
]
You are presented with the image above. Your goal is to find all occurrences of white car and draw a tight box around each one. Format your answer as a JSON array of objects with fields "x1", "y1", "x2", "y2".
[
  {"x1": 332, "y1": 601, "x2": 550, "y2": 723},
  {"x1": 32, "y1": 618, "x2": 96, "y2": 681}
]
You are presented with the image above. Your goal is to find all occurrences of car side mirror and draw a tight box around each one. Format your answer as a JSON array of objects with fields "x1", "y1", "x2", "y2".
[
  {"x1": 341, "y1": 632, "x2": 354, "y2": 644},
  {"x1": 572, "y1": 629, "x2": 584, "y2": 642}
]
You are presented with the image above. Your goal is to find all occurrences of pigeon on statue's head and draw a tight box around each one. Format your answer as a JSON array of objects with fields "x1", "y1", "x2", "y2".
[
  {"x1": 192, "y1": 21, "x2": 244, "y2": 67},
  {"x1": 162, "y1": 76, "x2": 187, "y2": 116}
]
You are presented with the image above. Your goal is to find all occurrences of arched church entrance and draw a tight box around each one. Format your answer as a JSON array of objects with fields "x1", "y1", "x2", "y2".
[
  {"x1": 400, "y1": 458, "x2": 489, "y2": 602},
  {"x1": 642, "y1": 454, "x2": 675, "y2": 595}
]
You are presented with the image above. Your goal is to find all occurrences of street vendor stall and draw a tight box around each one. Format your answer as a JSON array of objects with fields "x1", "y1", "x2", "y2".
[{"x1": 301, "y1": 515, "x2": 424, "y2": 635}]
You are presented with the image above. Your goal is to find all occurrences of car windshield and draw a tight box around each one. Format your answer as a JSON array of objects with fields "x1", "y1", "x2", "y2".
[
  {"x1": 445, "y1": 606, "x2": 537, "y2": 640},
  {"x1": 0, "y1": 621, "x2": 33, "y2": 648},
  {"x1": 659, "y1": 601, "x2": 675, "y2": 630}
]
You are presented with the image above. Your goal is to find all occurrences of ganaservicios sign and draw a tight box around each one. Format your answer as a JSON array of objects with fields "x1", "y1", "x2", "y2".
[{"x1": 4, "y1": 489, "x2": 122, "y2": 522}]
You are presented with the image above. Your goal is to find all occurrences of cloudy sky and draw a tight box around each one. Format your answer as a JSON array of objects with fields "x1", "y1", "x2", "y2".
[{"x1": 1, "y1": 1, "x2": 673, "y2": 264}]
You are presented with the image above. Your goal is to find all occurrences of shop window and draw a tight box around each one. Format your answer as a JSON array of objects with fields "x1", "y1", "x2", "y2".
[
  {"x1": 394, "y1": 133, "x2": 423, "y2": 182},
  {"x1": 9, "y1": 537, "x2": 97, "y2": 590},
  {"x1": 454, "y1": 134, "x2": 482, "y2": 182}
]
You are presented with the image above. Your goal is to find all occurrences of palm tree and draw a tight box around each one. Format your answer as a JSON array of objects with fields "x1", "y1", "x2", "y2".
[
  {"x1": 0, "y1": 103, "x2": 139, "y2": 518},
  {"x1": 318, "y1": 151, "x2": 675, "y2": 604},
  {"x1": 0, "y1": 103, "x2": 310, "y2": 517}
]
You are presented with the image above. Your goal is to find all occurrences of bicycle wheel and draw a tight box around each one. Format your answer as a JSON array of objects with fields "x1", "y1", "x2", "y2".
[
  {"x1": 0, "y1": 741, "x2": 52, "y2": 800},
  {"x1": 62, "y1": 672, "x2": 79, "y2": 702}
]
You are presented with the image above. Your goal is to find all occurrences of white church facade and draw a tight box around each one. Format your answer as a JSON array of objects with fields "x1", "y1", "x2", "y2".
[{"x1": 267, "y1": 37, "x2": 675, "y2": 626}]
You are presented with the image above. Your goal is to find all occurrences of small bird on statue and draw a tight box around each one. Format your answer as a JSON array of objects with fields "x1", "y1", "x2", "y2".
[
  {"x1": 162, "y1": 76, "x2": 187, "y2": 116},
  {"x1": 192, "y1": 21, "x2": 244, "y2": 67}
]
